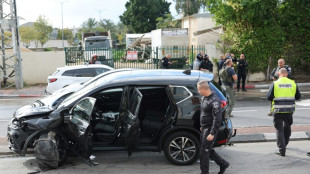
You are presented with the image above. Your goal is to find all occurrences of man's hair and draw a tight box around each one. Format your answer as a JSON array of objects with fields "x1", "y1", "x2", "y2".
[
  {"x1": 279, "y1": 68, "x2": 288, "y2": 76},
  {"x1": 166, "y1": 54, "x2": 171, "y2": 58},
  {"x1": 197, "y1": 80, "x2": 210, "y2": 90},
  {"x1": 225, "y1": 58, "x2": 232, "y2": 65}
]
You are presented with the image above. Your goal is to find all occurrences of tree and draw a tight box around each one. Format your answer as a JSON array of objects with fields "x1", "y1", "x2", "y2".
[
  {"x1": 120, "y1": 0, "x2": 171, "y2": 33},
  {"x1": 57, "y1": 28, "x2": 73, "y2": 40},
  {"x1": 156, "y1": 14, "x2": 181, "y2": 29},
  {"x1": 98, "y1": 19, "x2": 117, "y2": 40},
  {"x1": 33, "y1": 15, "x2": 53, "y2": 47},
  {"x1": 19, "y1": 26, "x2": 36, "y2": 47},
  {"x1": 116, "y1": 22, "x2": 128, "y2": 45},
  {"x1": 203, "y1": 0, "x2": 285, "y2": 79},
  {"x1": 81, "y1": 18, "x2": 98, "y2": 32},
  {"x1": 279, "y1": 0, "x2": 310, "y2": 75},
  {"x1": 174, "y1": 0, "x2": 203, "y2": 17},
  {"x1": 57, "y1": 28, "x2": 74, "y2": 46}
]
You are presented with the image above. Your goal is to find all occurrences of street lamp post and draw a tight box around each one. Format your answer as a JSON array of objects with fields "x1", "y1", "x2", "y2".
[
  {"x1": 61, "y1": 1, "x2": 64, "y2": 48},
  {"x1": 55, "y1": 0, "x2": 68, "y2": 48}
]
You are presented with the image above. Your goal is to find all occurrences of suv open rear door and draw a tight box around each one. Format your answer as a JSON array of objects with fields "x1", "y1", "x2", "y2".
[{"x1": 123, "y1": 87, "x2": 143, "y2": 156}]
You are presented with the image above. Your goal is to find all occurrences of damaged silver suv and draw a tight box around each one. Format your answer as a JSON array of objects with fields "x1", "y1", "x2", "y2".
[{"x1": 7, "y1": 69, "x2": 234, "y2": 168}]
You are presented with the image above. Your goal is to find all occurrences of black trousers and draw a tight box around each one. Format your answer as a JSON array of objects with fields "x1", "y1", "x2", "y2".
[
  {"x1": 200, "y1": 128, "x2": 228, "y2": 174},
  {"x1": 273, "y1": 113, "x2": 293, "y2": 155},
  {"x1": 237, "y1": 73, "x2": 246, "y2": 90}
]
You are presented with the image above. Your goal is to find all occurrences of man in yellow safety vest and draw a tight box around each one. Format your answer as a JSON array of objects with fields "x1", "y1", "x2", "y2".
[{"x1": 267, "y1": 68, "x2": 301, "y2": 157}]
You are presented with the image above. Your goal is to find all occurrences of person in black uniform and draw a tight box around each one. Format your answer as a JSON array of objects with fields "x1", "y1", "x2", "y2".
[
  {"x1": 199, "y1": 54, "x2": 213, "y2": 72},
  {"x1": 197, "y1": 80, "x2": 230, "y2": 174},
  {"x1": 234, "y1": 53, "x2": 248, "y2": 92},
  {"x1": 161, "y1": 54, "x2": 172, "y2": 69}
]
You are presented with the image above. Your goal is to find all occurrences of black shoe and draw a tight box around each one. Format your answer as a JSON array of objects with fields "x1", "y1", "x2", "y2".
[
  {"x1": 242, "y1": 89, "x2": 247, "y2": 92},
  {"x1": 307, "y1": 152, "x2": 310, "y2": 157},
  {"x1": 218, "y1": 162, "x2": 230, "y2": 174},
  {"x1": 275, "y1": 152, "x2": 285, "y2": 157}
]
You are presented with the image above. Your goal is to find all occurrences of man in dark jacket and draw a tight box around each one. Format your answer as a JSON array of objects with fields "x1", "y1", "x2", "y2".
[
  {"x1": 199, "y1": 54, "x2": 213, "y2": 72},
  {"x1": 234, "y1": 54, "x2": 248, "y2": 92},
  {"x1": 161, "y1": 54, "x2": 172, "y2": 69},
  {"x1": 197, "y1": 80, "x2": 230, "y2": 174},
  {"x1": 270, "y1": 59, "x2": 292, "y2": 80}
]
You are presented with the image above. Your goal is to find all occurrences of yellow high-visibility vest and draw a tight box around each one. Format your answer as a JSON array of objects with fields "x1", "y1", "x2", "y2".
[{"x1": 272, "y1": 77, "x2": 296, "y2": 113}]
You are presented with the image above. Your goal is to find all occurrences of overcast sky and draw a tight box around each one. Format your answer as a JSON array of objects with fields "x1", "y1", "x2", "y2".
[{"x1": 16, "y1": 0, "x2": 178, "y2": 29}]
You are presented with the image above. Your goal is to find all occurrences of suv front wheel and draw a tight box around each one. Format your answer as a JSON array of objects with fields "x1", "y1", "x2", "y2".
[{"x1": 163, "y1": 131, "x2": 200, "y2": 165}]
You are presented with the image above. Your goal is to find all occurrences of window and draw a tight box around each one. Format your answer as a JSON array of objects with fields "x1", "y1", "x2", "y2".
[
  {"x1": 94, "y1": 68, "x2": 107, "y2": 76},
  {"x1": 72, "y1": 98, "x2": 96, "y2": 123},
  {"x1": 170, "y1": 86, "x2": 192, "y2": 104},
  {"x1": 129, "y1": 88, "x2": 142, "y2": 116},
  {"x1": 75, "y1": 68, "x2": 96, "y2": 77},
  {"x1": 62, "y1": 69, "x2": 75, "y2": 76}
]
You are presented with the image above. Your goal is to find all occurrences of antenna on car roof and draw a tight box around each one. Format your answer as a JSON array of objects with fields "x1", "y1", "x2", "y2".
[{"x1": 183, "y1": 69, "x2": 191, "y2": 75}]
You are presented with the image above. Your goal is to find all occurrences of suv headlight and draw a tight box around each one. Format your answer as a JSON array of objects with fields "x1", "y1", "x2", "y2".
[{"x1": 10, "y1": 118, "x2": 24, "y2": 129}]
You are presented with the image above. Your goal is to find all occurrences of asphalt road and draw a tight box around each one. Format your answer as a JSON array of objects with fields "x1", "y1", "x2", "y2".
[{"x1": 0, "y1": 141, "x2": 309, "y2": 174}]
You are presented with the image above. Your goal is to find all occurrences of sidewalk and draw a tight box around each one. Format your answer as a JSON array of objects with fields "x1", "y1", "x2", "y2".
[
  {"x1": 0, "y1": 84, "x2": 47, "y2": 97},
  {"x1": 231, "y1": 125, "x2": 310, "y2": 143}
]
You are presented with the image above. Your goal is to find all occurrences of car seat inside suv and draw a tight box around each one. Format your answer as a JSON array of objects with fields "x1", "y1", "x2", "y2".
[{"x1": 137, "y1": 86, "x2": 173, "y2": 144}]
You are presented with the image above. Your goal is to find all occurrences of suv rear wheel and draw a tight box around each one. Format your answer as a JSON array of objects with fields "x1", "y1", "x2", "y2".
[{"x1": 163, "y1": 131, "x2": 200, "y2": 165}]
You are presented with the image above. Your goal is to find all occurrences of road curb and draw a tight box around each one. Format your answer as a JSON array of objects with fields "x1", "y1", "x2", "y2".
[
  {"x1": 234, "y1": 82, "x2": 310, "y2": 89},
  {"x1": 0, "y1": 94, "x2": 44, "y2": 98},
  {"x1": 230, "y1": 131, "x2": 310, "y2": 143}
]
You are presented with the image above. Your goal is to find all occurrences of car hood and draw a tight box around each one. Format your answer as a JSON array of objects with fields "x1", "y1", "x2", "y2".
[
  {"x1": 13, "y1": 104, "x2": 53, "y2": 119},
  {"x1": 13, "y1": 92, "x2": 72, "y2": 119}
]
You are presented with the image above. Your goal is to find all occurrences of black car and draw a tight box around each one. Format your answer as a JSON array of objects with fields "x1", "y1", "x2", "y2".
[{"x1": 7, "y1": 69, "x2": 234, "y2": 168}]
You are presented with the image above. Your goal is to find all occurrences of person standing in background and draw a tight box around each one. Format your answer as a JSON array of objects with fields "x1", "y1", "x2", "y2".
[
  {"x1": 161, "y1": 54, "x2": 172, "y2": 69},
  {"x1": 199, "y1": 54, "x2": 213, "y2": 72},
  {"x1": 193, "y1": 51, "x2": 204, "y2": 70},
  {"x1": 235, "y1": 54, "x2": 248, "y2": 92}
]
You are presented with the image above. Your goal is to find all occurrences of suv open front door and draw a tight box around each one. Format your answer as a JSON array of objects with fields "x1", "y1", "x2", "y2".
[
  {"x1": 65, "y1": 97, "x2": 96, "y2": 159},
  {"x1": 123, "y1": 87, "x2": 143, "y2": 156}
]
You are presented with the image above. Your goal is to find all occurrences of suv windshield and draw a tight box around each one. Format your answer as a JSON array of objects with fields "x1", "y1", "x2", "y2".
[{"x1": 85, "y1": 39, "x2": 110, "y2": 48}]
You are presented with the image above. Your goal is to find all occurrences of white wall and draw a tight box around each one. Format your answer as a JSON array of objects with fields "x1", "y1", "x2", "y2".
[{"x1": 3, "y1": 51, "x2": 66, "y2": 84}]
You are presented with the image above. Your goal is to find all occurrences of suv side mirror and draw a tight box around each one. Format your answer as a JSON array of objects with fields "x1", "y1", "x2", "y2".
[{"x1": 62, "y1": 109, "x2": 71, "y2": 123}]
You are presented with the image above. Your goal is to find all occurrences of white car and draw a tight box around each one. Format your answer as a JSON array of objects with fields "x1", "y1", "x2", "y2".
[
  {"x1": 46, "y1": 64, "x2": 114, "y2": 94},
  {"x1": 52, "y1": 68, "x2": 137, "y2": 95}
]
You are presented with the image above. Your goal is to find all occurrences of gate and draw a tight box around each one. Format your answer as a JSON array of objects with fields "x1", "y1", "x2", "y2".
[{"x1": 64, "y1": 45, "x2": 206, "y2": 70}]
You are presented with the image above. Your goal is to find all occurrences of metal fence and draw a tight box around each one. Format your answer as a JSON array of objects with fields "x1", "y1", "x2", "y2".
[{"x1": 64, "y1": 45, "x2": 206, "y2": 70}]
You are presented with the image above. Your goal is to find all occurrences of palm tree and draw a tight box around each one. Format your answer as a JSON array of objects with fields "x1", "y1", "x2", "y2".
[{"x1": 81, "y1": 18, "x2": 98, "y2": 32}]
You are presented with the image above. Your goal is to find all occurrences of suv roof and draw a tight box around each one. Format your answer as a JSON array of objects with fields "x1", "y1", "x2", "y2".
[{"x1": 94, "y1": 69, "x2": 213, "y2": 87}]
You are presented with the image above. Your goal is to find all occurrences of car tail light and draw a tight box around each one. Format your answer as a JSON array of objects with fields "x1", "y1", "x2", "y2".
[
  {"x1": 218, "y1": 139, "x2": 227, "y2": 144},
  {"x1": 49, "y1": 78, "x2": 57, "y2": 83},
  {"x1": 221, "y1": 100, "x2": 227, "y2": 108}
]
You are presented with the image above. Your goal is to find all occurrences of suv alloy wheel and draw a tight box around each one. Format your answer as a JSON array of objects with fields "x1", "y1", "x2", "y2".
[{"x1": 163, "y1": 131, "x2": 200, "y2": 165}]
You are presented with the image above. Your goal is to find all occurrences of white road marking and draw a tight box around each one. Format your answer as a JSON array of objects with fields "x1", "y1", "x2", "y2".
[
  {"x1": 232, "y1": 110, "x2": 256, "y2": 113},
  {"x1": 0, "y1": 120, "x2": 10, "y2": 122},
  {"x1": 296, "y1": 99, "x2": 310, "y2": 106}
]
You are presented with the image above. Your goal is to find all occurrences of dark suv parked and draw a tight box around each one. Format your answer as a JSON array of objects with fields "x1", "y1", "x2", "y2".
[{"x1": 7, "y1": 69, "x2": 234, "y2": 168}]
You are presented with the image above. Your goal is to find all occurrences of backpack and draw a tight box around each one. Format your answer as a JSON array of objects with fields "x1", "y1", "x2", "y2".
[{"x1": 219, "y1": 67, "x2": 231, "y2": 82}]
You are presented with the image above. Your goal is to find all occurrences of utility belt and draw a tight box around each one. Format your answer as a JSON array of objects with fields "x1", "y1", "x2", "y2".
[
  {"x1": 201, "y1": 125, "x2": 212, "y2": 129},
  {"x1": 222, "y1": 82, "x2": 233, "y2": 88}
]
